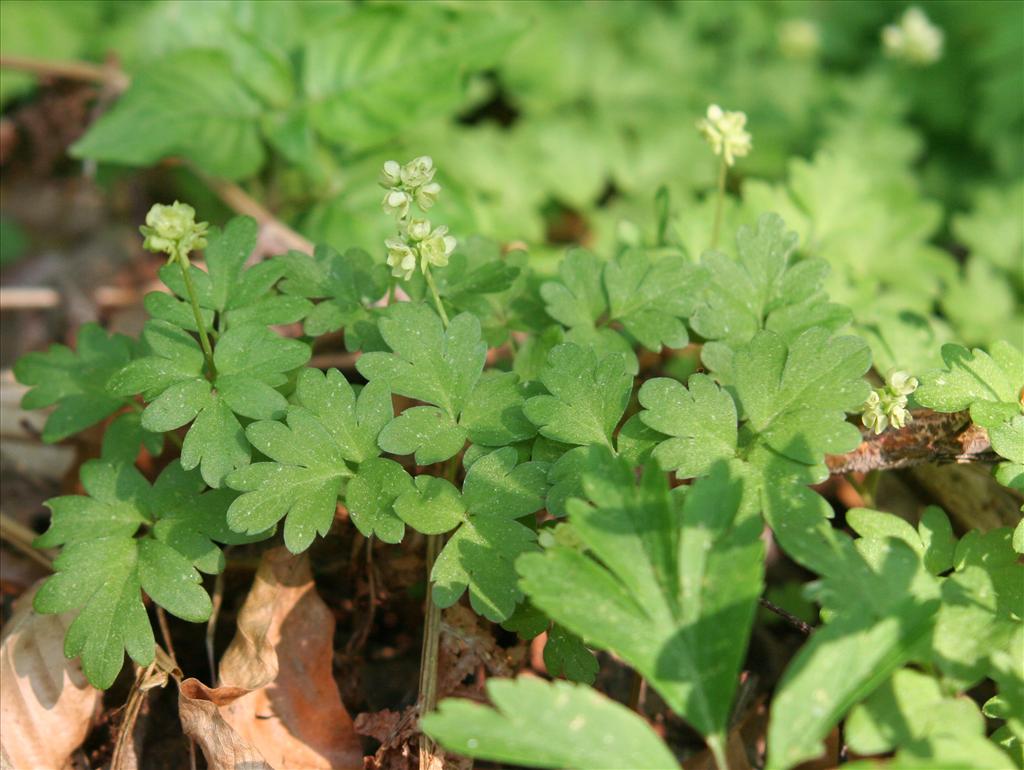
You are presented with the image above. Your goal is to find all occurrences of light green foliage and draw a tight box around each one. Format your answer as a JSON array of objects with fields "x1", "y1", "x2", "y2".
[
  {"x1": 71, "y1": 51, "x2": 264, "y2": 180},
  {"x1": 637, "y1": 374, "x2": 737, "y2": 478},
  {"x1": 225, "y1": 368, "x2": 393, "y2": 552},
  {"x1": 540, "y1": 246, "x2": 704, "y2": 357},
  {"x1": 916, "y1": 341, "x2": 1024, "y2": 488},
  {"x1": 423, "y1": 677, "x2": 680, "y2": 770},
  {"x1": 150, "y1": 217, "x2": 312, "y2": 330},
  {"x1": 14, "y1": 323, "x2": 135, "y2": 443},
  {"x1": 32, "y1": 460, "x2": 256, "y2": 688},
  {"x1": 690, "y1": 213, "x2": 850, "y2": 378},
  {"x1": 357, "y1": 304, "x2": 487, "y2": 463},
  {"x1": 108, "y1": 318, "x2": 310, "y2": 487},
  {"x1": 519, "y1": 454, "x2": 764, "y2": 753},
  {"x1": 275, "y1": 244, "x2": 389, "y2": 339},
  {"x1": 523, "y1": 343, "x2": 632, "y2": 449},
  {"x1": 428, "y1": 447, "x2": 548, "y2": 621}
]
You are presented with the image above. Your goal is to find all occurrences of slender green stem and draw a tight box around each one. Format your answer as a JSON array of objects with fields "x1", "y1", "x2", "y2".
[
  {"x1": 418, "y1": 458, "x2": 457, "y2": 766},
  {"x1": 176, "y1": 252, "x2": 216, "y2": 378},
  {"x1": 708, "y1": 734, "x2": 730, "y2": 770},
  {"x1": 710, "y1": 156, "x2": 728, "y2": 251},
  {"x1": 423, "y1": 267, "x2": 449, "y2": 328}
]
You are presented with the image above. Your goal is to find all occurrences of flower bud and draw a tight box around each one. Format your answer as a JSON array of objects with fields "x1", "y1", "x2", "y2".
[
  {"x1": 382, "y1": 189, "x2": 412, "y2": 219},
  {"x1": 401, "y1": 156, "x2": 435, "y2": 188},
  {"x1": 379, "y1": 160, "x2": 401, "y2": 188},
  {"x1": 140, "y1": 201, "x2": 208, "y2": 261},
  {"x1": 882, "y1": 7, "x2": 943, "y2": 66},
  {"x1": 418, "y1": 226, "x2": 456, "y2": 271},
  {"x1": 697, "y1": 104, "x2": 752, "y2": 166},
  {"x1": 385, "y1": 237, "x2": 417, "y2": 281},
  {"x1": 407, "y1": 218, "x2": 432, "y2": 242},
  {"x1": 416, "y1": 181, "x2": 441, "y2": 211}
]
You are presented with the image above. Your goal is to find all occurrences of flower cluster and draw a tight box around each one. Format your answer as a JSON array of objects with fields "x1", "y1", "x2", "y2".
[
  {"x1": 862, "y1": 370, "x2": 919, "y2": 434},
  {"x1": 140, "y1": 201, "x2": 208, "y2": 263},
  {"x1": 697, "y1": 105, "x2": 752, "y2": 167},
  {"x1": 380, "y1": 156, "x2": 454, "y2": 281},
  {"x1": 882, "y1": 7, "x2": 943, "y2": 66}
]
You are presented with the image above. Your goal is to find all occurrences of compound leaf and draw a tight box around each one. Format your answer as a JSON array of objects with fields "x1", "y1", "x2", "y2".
[
  {"x1": 423, "y1": 677, "x2": 680, "y2": 770},
  {"x1": 523, "y1": 343, "x2": 632, "y2": 449},
  {"x1": 15, "y1": 323, "x2": 135, "y2": 442}
]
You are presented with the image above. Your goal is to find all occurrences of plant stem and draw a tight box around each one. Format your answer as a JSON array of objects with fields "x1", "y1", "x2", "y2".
[
  {"x1": 710, "y1": 156, "x2": 728, "y2": 251},
  {"x1": 423, "y1": 267, "x2": 449, "y2": 328},
  {"x1": 176, "y1": 253, "x2": 217, "y2": 378},
  {"x1": 418, "y1": 459, "x2": 457, "y2": 767},
  {"x1": 708, "y1": 734, "x2": 730, "y2": 770}
]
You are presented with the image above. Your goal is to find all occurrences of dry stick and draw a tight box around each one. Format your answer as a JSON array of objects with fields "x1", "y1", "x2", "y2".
[
  {"x1": 195, "y1": 171, "x2": 314, "y2": 255},
  {"x1": 205, "y1": 567, "x2": 226, "y2": 685},
  {"x1": 826, "y1": 410, "x2": 998, "y2": 476},
  {"x1": 0, "y1": 512, "x2": 52, "y2": 570},
  {"x1": 758, "y1": 597, "x2": 813, "y2": 635},
  {"x1": 0, "y1": 54, "x2": 130, "y2": 91}
]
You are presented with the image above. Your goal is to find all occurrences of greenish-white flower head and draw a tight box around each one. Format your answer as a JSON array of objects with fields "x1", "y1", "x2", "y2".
[
  {"x1": 697, "y1": 104, "x2": 752, "y2": 166},
  {"x1": 861, "y1": 370, "x2": 918, "y2": 434},
  {"x1": 400, "y1": 155, "x2": 435, "y2": 188},
  {"x1": 379, "y1": 160, "x2": 402, "y2": 188},
  {"x1": 386, "y1": 237, "x2": 417, "y2": 281},
  {"x1": 407, "y1": 218, "x2": 432, "y2": 242},
  {"x1": 382, "y1": 189, "x2": 412, "y2": 220},
  {"x1": 380, "y1": 156, "x2": 454, "y2": 282},
  {"x1": 778, "y1": 19, "x2": 821, "y2": 60},
  {"x1": 882, "y1": 7, "x2": 943, "y2": 65},
  {"x1": 140, "y1": 201, "x2": 208, "y2": 262},
  {"x1": 418, "y1": 225, "x2": 456, "y2": 272}
]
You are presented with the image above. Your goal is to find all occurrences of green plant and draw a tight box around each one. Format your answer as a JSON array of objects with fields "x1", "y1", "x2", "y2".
[{"x1": 14, "y1": 138, "x2": 1022, "y2": 770}]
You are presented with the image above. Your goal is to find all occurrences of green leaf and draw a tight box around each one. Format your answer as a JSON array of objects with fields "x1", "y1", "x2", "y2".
[
  {"x1": 101, "y1": 412, "x2": 164, "y2": 464},
  {"x1": 519, "y1": 454, "x2": 764, "y2": 750},
  {"x1": 733, "y1": 328, "x2": 870, "y2": 472},
  {"x1": 431, "y1": 447, "x2": 547, "y2": 621},
  {"x1": 460, "y1": 372, "x2": 538, "y2": 447},
  {"x1": 523, "y1": 343, "x2": 632, "y2": 449},
  {"x1": 31, "y1": 459, "x2": 223, "y2": 688},
  {"x1": 423, "y1": 677, "x2": 680, "y2": 770},
  {"x1": 690, "y1": 213, "x2": 851, "y2": 377},
  {"x1": 544, "y1": 625, "x2": 598, "y2": 684},
  {"x1": 276, "y1": 244, "x2": 389, "y2": 337},
  {"x1": 356, "y1": 304, "x2": 487, "y2": 418},
  {"x1": 149, "y1": 461, "x2": 268, "y2": 574},
  {"x1": 916, "y1": 341, "x2": 1023, "y2": 414},
  {"x1": 845, "y1": 668, "x2": 988, "y2": 756},
  {"x1": 15, "y1": 323, "x2": 134, "y2": 442},
  {"x1": 378, "y1": 406, "x2": 467, "y2": 465},
  {"x1": 345, "y1": 458, "x2": 412, "y2": 543},
  {"x1": 638, "y1": 374, "x2": 738, "y2": 478},
  {"x1": 604, "y1": 248, "x2": 705, "y2": 351},
  {"x1": 71, "y1": 50, "x2": 264, "y2": 180},
  {"x1": 179, "y1": 392, "x2": 249, "y2": 489},
  {"x1": 226, "y1": 369, "x2": 389, "y2": 553},
  {"x1": 541, "y1": 249, "x2": 607, "y2": 329},
  {"x1": 394, "y1": 476, "x2": 466, "y2": 535}
]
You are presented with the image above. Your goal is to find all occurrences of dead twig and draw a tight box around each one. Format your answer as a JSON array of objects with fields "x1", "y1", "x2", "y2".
[
  {"x1": 0, "y1": 54, "x2": 129, "y2": 92},
  {"x1": 826, "y1": 410, "x2": 997, "y2": 475},
  {"x1": 0, "y1": 512, "x2": 52, "y2": 570}
]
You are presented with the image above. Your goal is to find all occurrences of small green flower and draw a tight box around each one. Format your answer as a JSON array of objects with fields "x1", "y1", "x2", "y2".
[
  {"x1": 407, "y1": 218, "x2": 432, "y2": 242},
  {"x1": 379, "y1": 160, "x2": 402, "y2": 188},
  {"x1": 861, "y1": 370, "x2": 919, "y2": 434},
  {"x1": 415, "y1": 182, "x2": 441, "y2": 211},
  {"x1": 139, "y1": 202, "x2": 208, "y2": 262},
  {"x1": 418, "y1": 226, "x2": 456, "y2": 272},
  {"x1": 882, "y1": 7, "x2": 943, "y2": 66},
  {"x1": 386, "y1": 237, "x2": 417, "y2": 281},
  {"x1": 697, "y1": 105, "x2": 752, "y2": 167},
  {"x1": 382, "y1": 189, "x2": 412, "y2": 220},
  {"x1": 400, "y1": 156, "x2": 435, "y2": 188}
]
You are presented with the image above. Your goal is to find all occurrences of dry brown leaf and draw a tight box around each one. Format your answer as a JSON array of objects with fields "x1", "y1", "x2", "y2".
[
  {"x1": 0, "y1": 583, "x2": 101, "y2": 770},
  {"x1": 179, "y1": 679, "x2": 271, "y2": 770},
  {"x1": 179, "y1": 547, "x2": 362, "y2": 770}
]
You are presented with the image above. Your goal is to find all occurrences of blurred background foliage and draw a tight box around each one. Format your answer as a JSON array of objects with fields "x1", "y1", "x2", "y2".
[{"x1": 1, "y1": 0, "x2": 1022, "y2": 357}]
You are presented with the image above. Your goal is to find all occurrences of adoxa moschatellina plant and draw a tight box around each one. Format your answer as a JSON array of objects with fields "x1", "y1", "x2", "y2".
[{"x1": 14, "y1": 107, "x2": 1023, "y2": 770}]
